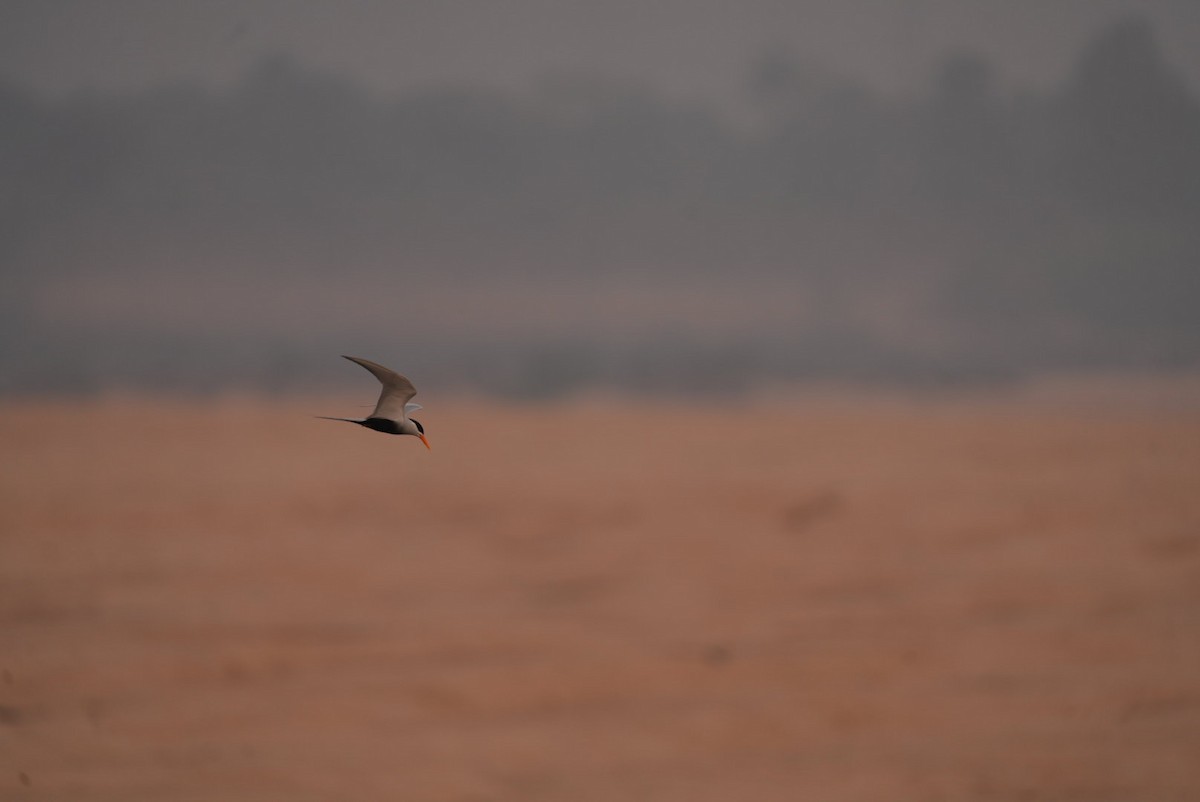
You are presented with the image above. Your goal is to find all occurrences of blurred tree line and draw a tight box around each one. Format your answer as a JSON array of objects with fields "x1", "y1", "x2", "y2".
[{"x1": 2, "y1": 16, "x2": 1197, "y2": 395}]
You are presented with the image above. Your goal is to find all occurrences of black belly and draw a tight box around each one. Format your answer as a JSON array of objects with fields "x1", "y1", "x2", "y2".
[{"x1": 362, "y1": 417, "x2": 404, "y2": 434}]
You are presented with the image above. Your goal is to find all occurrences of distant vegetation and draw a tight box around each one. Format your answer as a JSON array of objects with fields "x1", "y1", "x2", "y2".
[{"x1": 2, "y1": 16, "x2": 1197, "y2": 396}]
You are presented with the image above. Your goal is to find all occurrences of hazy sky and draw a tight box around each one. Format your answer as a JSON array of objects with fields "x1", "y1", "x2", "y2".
[
  {"x1": 3, "y1": 0, "x2": 1199, "y2": 110},
  {"x1": 3, "y1": 1, "x2": 1199, "y2": 392}
]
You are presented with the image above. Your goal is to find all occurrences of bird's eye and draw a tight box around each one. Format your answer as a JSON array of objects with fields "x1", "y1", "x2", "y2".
[{"x1": 412, "y1": 419, "x2": 424, "y2": 434}]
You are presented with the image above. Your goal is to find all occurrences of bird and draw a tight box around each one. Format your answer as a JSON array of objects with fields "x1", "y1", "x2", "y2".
[{"x1": 317, "y1": 356, "x2": 431, "y2": 449}]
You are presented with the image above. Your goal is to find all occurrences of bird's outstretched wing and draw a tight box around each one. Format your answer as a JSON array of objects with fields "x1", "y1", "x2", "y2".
[{"x1": 343, "y1": 355, "x2": 418, "y2": 421}]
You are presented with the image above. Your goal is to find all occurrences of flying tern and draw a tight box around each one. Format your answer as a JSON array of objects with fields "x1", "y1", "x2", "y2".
[{"x1": 318, "y1": 355, "x2": 431, "y2": 449}]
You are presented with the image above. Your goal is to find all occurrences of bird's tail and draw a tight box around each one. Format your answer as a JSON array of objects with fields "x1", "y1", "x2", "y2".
[{"x1": 314, "y1": 416, "x2": 362, "y2": 424}]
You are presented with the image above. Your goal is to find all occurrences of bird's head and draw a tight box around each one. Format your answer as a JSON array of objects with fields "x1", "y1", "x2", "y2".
[{"x1": 410, "y1": 418, "x2": 431, "y2": 450}]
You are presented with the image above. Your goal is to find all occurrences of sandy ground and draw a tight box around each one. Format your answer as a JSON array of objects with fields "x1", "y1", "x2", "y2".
[{"x1": 2, "y1": 390, "x2": 1199, "y2": 801}]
